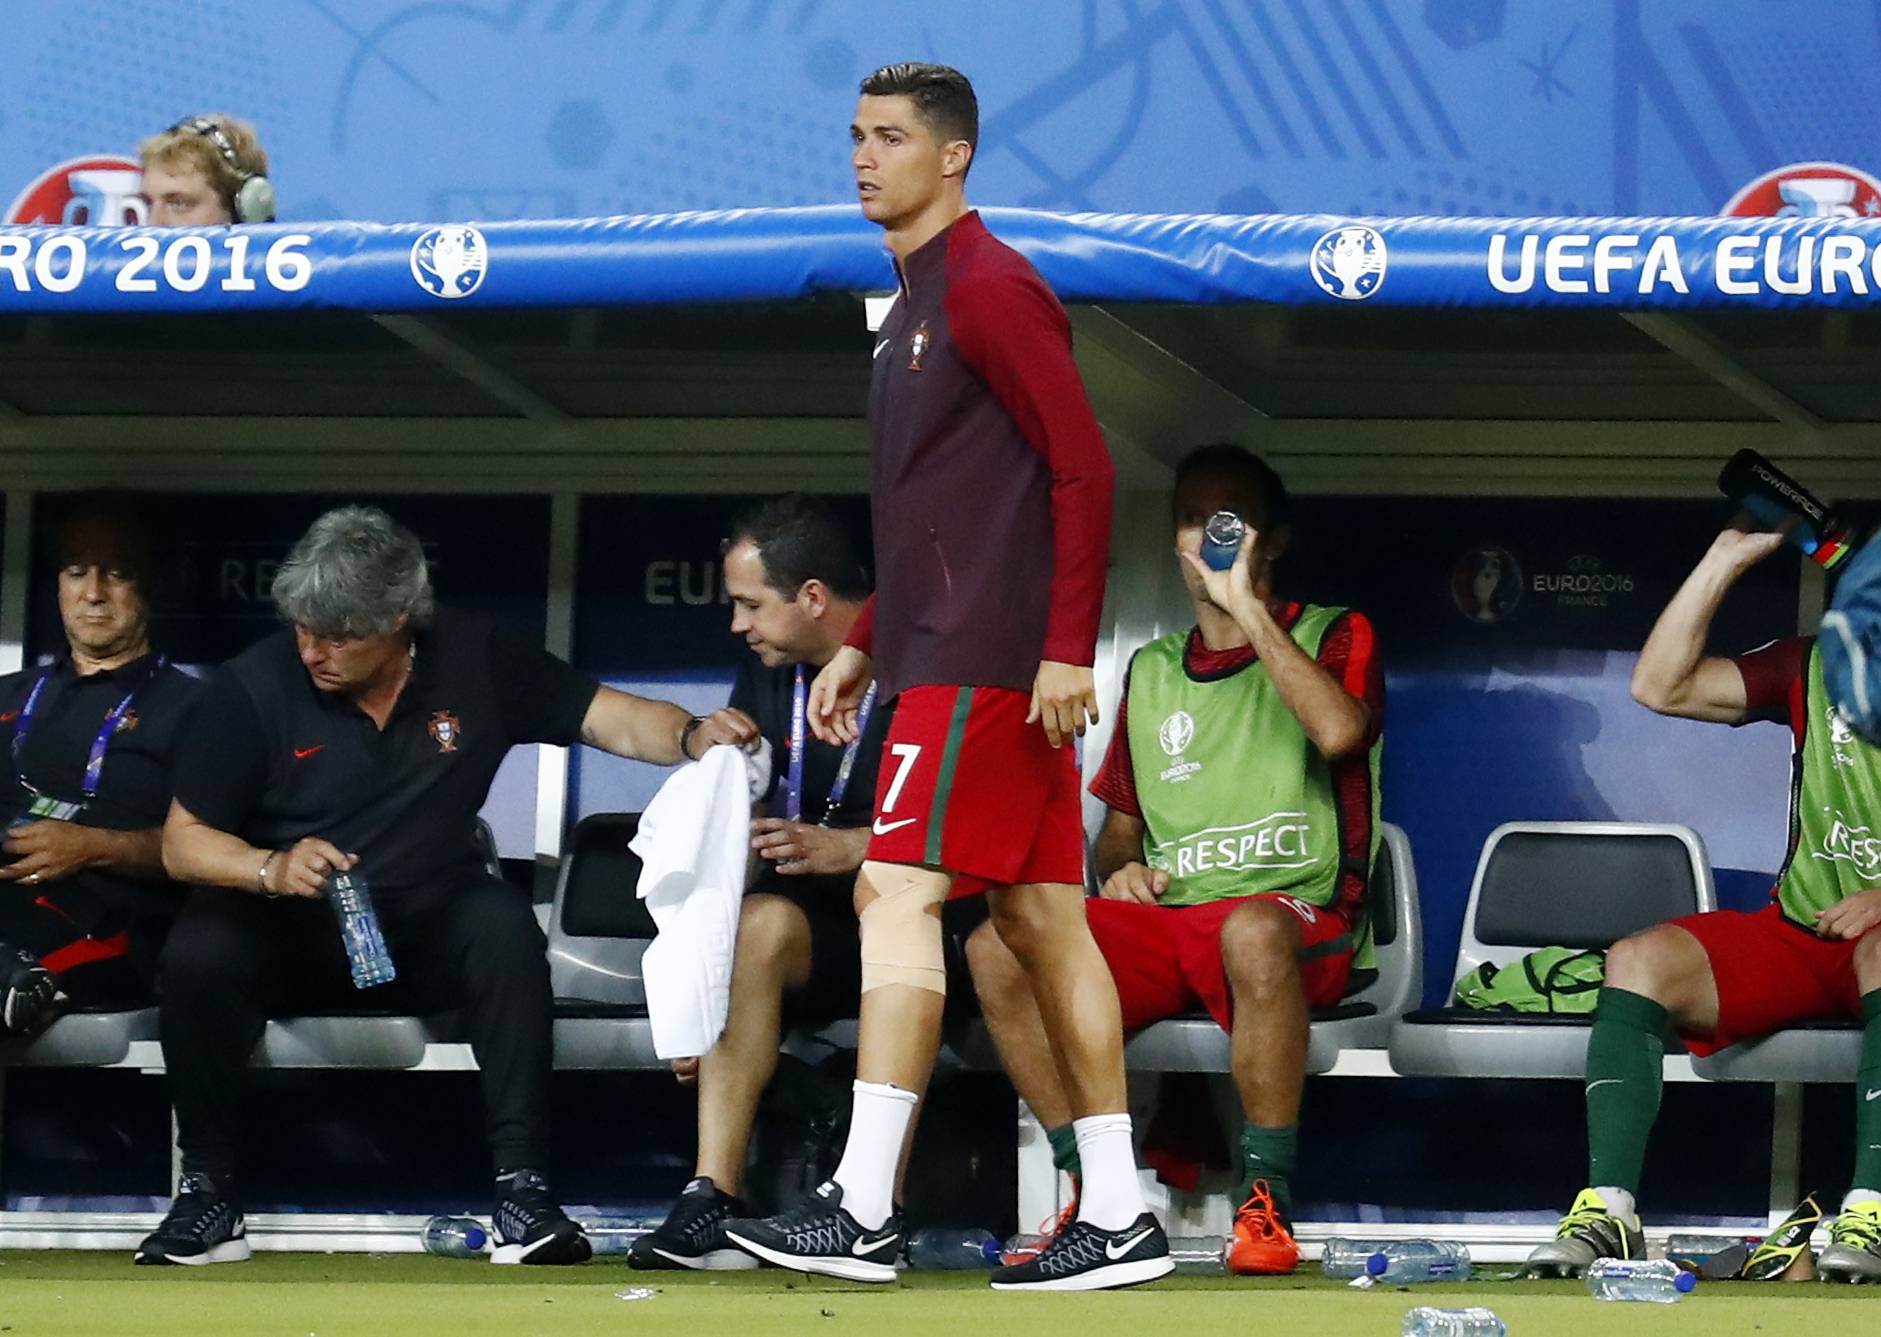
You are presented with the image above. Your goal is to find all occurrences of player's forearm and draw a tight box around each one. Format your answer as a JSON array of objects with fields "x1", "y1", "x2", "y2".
[
  {"x1": 161, "y1": 807, "x2": 274, "y2": 891},
  {"x1": 1094, "y1": 819, "x2": 1143, "y2": 884},
  {"x1": 1239, "y1": 602, "x2": 1372, "y2": 759},
  {"x1": 830, "y1": 826, "x2": 870, "y2": 873},
  {"x1": 580, "y1": 689, "x2": 693, "y2": 764},
  {"x1": 84, "y1": 826, "x2": 167, "y2": 880}
]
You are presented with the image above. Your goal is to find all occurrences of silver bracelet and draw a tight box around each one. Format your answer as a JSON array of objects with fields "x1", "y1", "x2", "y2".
[{"x1": 257, "y1": 850, "x2": 278, "y2": 894}]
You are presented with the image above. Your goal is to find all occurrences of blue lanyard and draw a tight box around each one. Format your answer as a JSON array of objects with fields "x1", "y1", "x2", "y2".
[
  {"x1": 11, "y1": 655, "x2": 165, "y2": 803},
  {"x1": 785, "y1": 665, "x2": 877, "y2": 825}
]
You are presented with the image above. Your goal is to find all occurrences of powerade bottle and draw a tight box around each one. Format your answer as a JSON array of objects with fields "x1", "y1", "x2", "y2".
[
  {"x1": 326, "y1": 870, "x2": 396, "y2": 988},
  {"x1": 1718, "y1": 448, "x2": 1853, "y2": 569},
  {"x1": 1201, "y1": 510, "x2": 1247, "y2": 571},
  {"x1": 420, "y1": 1215, "x2": 487, "y2": 1258}
]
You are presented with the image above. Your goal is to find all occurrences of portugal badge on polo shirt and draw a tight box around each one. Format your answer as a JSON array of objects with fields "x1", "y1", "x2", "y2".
[
  {"x1": 428, "y1": 710, "x2": 462, "y2": 753},
  {"x1": 908, "y1": 321, "x2": 929, "y2": 372}
]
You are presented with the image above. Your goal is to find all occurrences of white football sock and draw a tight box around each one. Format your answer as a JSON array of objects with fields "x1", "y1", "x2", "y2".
[
  {"x1": 1073, "y1": 1113, "x2": 1147, "y2": 1230},
  {"x1": 830, "y1": 1080, "x2": 917, "y2": 1230},
  {"x1": 1592, "y1": 1186, "x2": 1638, "y2": 1225}
]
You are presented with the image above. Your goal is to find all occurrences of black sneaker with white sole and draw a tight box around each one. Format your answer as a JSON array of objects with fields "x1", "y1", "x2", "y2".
[
  {"x1": 0, "y1": 945, "x2": 65, "y2": 1038},
  {"x1": 629, "y1": 1176, "x2": 760, "y2": 1271},
  {"x1": 722, "y1": 1180, "x2": 902, "y2": 1283},
  {"x1": 988, "y1": 1211, "x2": 1173, "y2": 1291},
  {"x1": 134, "y1": 1172, "x2": 251, "y2": 1266},
  {"x1": 491, "y1": 1169, "x2": 592, "y2": 1265}
]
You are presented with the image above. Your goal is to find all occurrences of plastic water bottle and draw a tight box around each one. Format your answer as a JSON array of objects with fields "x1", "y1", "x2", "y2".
[
  {"x1": 1664, "y1": 1233, "x2": 1742, "y2": 1265},
  {"x1": 1401, "y1": 1307, "x2": 1505, "y2": 1337},
  {"x1": 578, "y1": 1216, "x2": 647, "y2": 1255},
  {"x1": 906, "y1": 1228, "x2": 1000, "y2": 1269},
  {"x1": 1165, "y1": 1236, "x2": 1228, "y2": 1272},
  {"x1": 1585, "y1": 1257, "x2": 1697, "y2": 1302},
  {"x1": 420, "y1": 1215, "x2": 487, "y2": 1258},
  {"x1": 326, "y1": 870, "x2": 396, "y2": 988},
  {"x1": 1365, "y1": 1240, "x2": 1472, "y2": 1283},
  {"x1": 1321, "y1": 1237, "x2": 1404, "y2": 1279}
]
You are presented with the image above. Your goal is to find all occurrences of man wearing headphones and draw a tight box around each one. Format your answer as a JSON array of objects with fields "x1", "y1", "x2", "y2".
[{"x1": 137, "y1": 115, "x2": 275, "y2": 226}]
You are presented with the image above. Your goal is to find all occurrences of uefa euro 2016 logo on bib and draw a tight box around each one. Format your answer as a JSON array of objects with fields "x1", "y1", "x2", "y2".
[
  {"x1": 410, "y1": 225, "x2": 489, "y2": 299},
  {"x1": 1158, "y1": 710, "x2": 1195, "y2": 758},
  {"x1": 1309, "y1": 225, "x2": 1387, "y2": 301}
]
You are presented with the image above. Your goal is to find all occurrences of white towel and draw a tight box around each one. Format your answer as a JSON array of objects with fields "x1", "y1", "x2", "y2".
[{"x1": 632, "y1": 746, "x2": 753, "y2": 1060}]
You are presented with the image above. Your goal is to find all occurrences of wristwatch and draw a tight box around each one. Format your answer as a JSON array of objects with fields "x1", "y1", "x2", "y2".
[{"x1": 678, "y1": 715, "x2": 707, "y2": 761}]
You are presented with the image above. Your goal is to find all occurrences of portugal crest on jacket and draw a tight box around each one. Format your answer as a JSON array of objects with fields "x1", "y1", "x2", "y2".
[{"x1": 428, "y1": 710, "x2": 462, "y2": 753}]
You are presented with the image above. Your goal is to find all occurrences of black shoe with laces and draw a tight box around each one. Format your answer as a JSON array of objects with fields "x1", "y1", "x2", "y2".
[
  {"x1": 628, "y1": 1176, "x2": 759, "y2": 1270},
  {"x1": 988, "y1": 1210, "x2": 1173, "y2": 1291},
  {"x1": 133, "y1": 1172, "x2": 251, "y2": 1266},
  {"x1": 0, "y1": 946, "x2": 65, "y2": 1038},
  {"x1": 491, "y1": 1169, "x2": 591, "y2": 1265},
  {"x1": 722, "y1": 1180, "x2": 901, "y2": 1283}
]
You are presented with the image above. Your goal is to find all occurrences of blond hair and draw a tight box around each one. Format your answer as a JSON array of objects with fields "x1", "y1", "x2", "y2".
[{"x1": 138, "y1": 115, "x2": 269, "y2": 214}]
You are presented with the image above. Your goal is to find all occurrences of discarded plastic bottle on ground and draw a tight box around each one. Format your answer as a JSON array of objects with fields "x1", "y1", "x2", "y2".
[
  {"x1": 1401, "y1": 1306, "x2": 1505, "y2": 1337},
  {"x1": 906, "y1": 1228, "x2": 1000, "y2": 1269},
  {"x1": 1365, "y1": 1240, "x2": 1472, "y2": 1283},
  {"x1": 1585, "y1": 1257, "x2": 1697, "y2": 1302},
  {"x1": 1164, "y1": 1236, "x2": 1228, "y2": 1272},
  {"x1": 420, "y1": 1215, "x2": 488, "y2": 1258},
  {"x1": 1321, "y1": 1237, "x2": 1406, "y2": 1279},
  {"x1": 1664, "y1": 1233, "x2": 1742, "y2": 1265},
  {"x1": 579, "y1": 1216, "x2": 648, "y2": 1255},
  {"x1": 326, "y1": 870, "x2": 396, "y2": 988}
]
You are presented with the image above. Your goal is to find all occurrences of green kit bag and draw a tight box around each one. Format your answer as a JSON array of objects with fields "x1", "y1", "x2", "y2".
[{"x1": 1452, "y1": 946, "x2": 1606, "y2": 1014}]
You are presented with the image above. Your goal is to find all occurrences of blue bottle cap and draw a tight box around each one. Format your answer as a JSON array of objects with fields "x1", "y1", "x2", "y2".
[
  {"x1": 466, "y1": 1225, "x2": 487, "y2": 1250},
  {"x1": 1674, "y1": 1269, "x2": 1696, "y2": 1293},
  {"x1": 1366, "y1": 1251, "x2": 1387, "y2": 1277}
]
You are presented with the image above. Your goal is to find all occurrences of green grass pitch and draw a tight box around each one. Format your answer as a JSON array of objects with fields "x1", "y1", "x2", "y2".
[{"x1": 0, "y1": 1253, "x2": 1870, "y2": 1336}]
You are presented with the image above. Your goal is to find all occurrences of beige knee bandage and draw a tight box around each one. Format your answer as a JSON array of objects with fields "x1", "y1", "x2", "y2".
[{"x1": 858, "y1": 862, "x2": 949, "y2": 995}]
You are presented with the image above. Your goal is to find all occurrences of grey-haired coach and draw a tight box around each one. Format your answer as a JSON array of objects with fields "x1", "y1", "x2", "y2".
[{"x1": 137, "y1": 506, "x2": 756, "y2": 1269}]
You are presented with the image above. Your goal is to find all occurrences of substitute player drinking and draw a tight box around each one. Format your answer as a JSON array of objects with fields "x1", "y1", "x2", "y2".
[{"x1": 724, "y1": 62, "x2": 1172, "y2": 1290}]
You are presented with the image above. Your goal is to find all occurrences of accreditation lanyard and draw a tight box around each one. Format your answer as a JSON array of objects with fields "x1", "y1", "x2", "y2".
[
  {"x1": 10, "y1": 655, "x2": 165, "y2": 816},
  {"x1": 785, "y1": 666, "x2": 877, "y2": 826}
]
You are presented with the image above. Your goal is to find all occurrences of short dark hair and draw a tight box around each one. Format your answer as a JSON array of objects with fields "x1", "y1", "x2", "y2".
[
  {"x1": 859, "y1": 62, "x2": 978, "y2": 171},
  {"x1": 1172, "y1": 444, "x2": 1291, "y2": 531},
  {"x1": 51, "y1": 491, "x2": 156, "y2": 591},
  {"x1": 725, "y1": 494, "x2": 871, "y2": 602}
]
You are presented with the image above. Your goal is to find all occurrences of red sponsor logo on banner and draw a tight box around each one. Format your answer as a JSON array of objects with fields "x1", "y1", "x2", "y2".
[
  {"x1": 1724, "y1": 162, "x2": 1881, "y2": 218},
  {"x1": 5, "y1": 155, "x2": 146, "y2": 226}
]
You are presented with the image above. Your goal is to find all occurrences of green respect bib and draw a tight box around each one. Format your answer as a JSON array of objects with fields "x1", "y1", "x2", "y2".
[
  {"x1": 1124, "y1": 609, "x2": 1381, "y2": 966},
  {"x1": 1777, "y1": 644, "x2": 1881, "y2": 924}
]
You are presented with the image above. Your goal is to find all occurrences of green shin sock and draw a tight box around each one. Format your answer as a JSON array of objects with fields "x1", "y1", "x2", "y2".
[
  {"x1": 1584, "y1": 987, "x2": 1669, "y2": 1196},
  {"x1": 1046, "y1": 1122, "x2": 1082, "y2": 1181},
  {"x1": 1239, "y1": 1122, "x2": 1298, "y2": 1213},
  {"x1": 1851, "y1": 990, "x2": 1881, "y2": 1192}
]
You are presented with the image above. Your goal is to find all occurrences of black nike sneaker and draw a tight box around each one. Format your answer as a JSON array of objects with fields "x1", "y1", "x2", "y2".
[
  {"x1": 722, "y1": 1180, "x2": 902, "y2": 1283},
  {"x1": 134, "y1": 1172, "x2": 251, "y2": 1266},
  {"x1": 989, "y1": 1210, "x2": 1173, "y2": 1291},
  {"x1": 629, "y1": 1176, "x2": 760, "y2": 1271},
  {"x1": 491, "y1": 1169, "x2": 592, "y2": 1265},
  {"x1": 0, "y1": 945, "x2": 65, "y2": 1038}
]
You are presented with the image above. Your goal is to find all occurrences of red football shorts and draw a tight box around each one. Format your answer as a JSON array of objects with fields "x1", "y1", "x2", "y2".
[
  {"x1": 864, "y1": 684, "x2": 1085, "y2": 895},
  {"x1": 1084, "y1": 892, "x2": 1356, "y2": 1031},
  {"x1": 1671, "y1": 903, "x2": 1869, "y2": 1057}
]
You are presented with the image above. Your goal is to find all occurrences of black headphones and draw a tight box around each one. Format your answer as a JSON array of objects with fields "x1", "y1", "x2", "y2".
[{"x1": 170, "y1": 116, "x2": 276, "y2": 223}]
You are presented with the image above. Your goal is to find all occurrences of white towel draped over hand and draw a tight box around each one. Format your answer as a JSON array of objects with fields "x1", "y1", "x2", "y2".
[{"x1": 631, "y1": 745, "x2": 756, "y2": 1060}]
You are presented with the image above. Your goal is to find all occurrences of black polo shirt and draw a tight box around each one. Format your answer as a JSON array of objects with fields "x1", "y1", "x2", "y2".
[
  {"x1": 730, "y1": 655, "x2": 892, "y2": 831},
  {"x1": 0, "y1": 651, "x2": 202, "y2": 917},
  {"x1": 171, "y1": 608, "x2": 597, "y2": 907}
]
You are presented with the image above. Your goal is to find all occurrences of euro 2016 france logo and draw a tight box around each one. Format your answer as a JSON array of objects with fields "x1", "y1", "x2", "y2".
[
  {"x1": 1309, "y1": 225, "x2": 1387, "y2": 301},
  {"x1": 410, "y1": 225, "x2": 489, "y2": 299}
]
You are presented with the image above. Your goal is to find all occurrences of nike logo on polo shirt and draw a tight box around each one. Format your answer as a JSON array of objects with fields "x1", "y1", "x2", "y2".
[
  {"x1": 293, "y1": 745, "x2": 325, "y2": 760},
  {"x1": 873, "y1": 339, "x2": 890, "y2": 359},
  {"x1": 1105, "y1": 1227, "x2": 1153, "y2": 1260},
  {"x1": 872, "y1": 816, "x2": 916, "y2": 836}
]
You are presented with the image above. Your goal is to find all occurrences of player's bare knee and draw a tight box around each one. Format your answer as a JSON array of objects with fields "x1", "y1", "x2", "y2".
[
  {"x1": 736, "y1": 894, "x2": 807, "y2": 968},
  {"x1": 965, "y1": 918, "x2": 1025, "y2": 999},
  {"x1": 1218, "y1": 901, "x2": 1299, "y2": 991},
  {"x1": 1853, "y1": 925, "x2": 1881, "y2": 986},
  {"x1": 985, "y1": 887, "x2": 1069, "y2": 964},
  {"x1": 1605, "y1": 925, "x2": 1695, "y2": 1004}
]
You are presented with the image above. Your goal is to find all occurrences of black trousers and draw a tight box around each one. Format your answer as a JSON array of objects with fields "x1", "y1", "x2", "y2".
[
  {"x1": 157, "y1": 876, "x2": 552, "y2": 1180},
  {"x1": 0, "y1": 875, "x2": 157, "y2": 1009}
]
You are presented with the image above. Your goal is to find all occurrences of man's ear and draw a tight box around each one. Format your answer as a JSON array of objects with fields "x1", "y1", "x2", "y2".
[
  {"x1": 941, "y1": 138, "x2": 974, "y2": 182},
  {"x1": 799, "y1": 578, "x2": 831, "y2": 618}
]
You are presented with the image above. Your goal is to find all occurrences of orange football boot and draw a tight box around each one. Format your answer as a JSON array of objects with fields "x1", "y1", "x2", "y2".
[{"x1": 1226, "y1": 1179, "x2": 1299, "y2": 1275}]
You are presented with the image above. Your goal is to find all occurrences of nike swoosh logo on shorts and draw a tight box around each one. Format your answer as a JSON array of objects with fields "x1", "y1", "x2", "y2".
[
  {"x1": 1867, "y1": 1088, "x2": 1881, "y2": 1102},
  {"x1": 873, "y1": 340, "x2": 890, "y2": 359},
  {"x1": 872, "y1": 816, "x2": 916, "y2": 836},
  {"x1": 1105, "y1": 1228, "x2": 1153, "y2": 1261},
  {"x1": 852, "y1": 1233, "x2": 898, "y2": 1256},
  {"x1": 1585, "y1": 1079, "x2": 1623, "y2": 1093}
]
